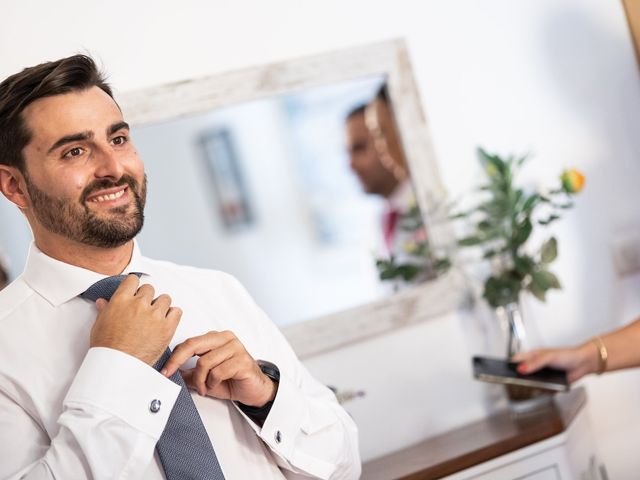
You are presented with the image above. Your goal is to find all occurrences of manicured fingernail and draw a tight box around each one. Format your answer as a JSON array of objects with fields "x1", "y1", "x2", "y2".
[
  {"x1": 518, "y1": 365, "x2": 527, "y2": 373},
  {"x1": 161, "y1": 369, "x2": 168, "y2": 376}
]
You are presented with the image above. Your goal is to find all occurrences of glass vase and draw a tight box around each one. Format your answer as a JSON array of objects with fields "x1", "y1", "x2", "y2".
[
  {"x1": 495, "y1": 300, "x2": 553, "y2": 412},
  {"x1": 500, "y1": 301, "x2": 528, "y2": 358}
]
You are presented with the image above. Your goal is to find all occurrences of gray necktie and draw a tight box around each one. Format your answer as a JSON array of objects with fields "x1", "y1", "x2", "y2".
[{"x1": 81, "y1": 274, "x2": 225, "y2": 480}]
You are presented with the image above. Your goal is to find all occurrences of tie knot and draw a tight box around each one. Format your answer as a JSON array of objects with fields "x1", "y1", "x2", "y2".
[{"x1": 80, "y1": 273, "x2": 142, "y2": 301}]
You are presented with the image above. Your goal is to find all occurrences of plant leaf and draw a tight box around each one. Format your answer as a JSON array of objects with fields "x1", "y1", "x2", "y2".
[
  {"x1": 538, "y1": 214, "x2": 560, "y2": 226},
  {"x1": 483, "y1": 273, "x2": 521, "y2": 308},
  {"x1": 540, "y1": 237, "x2": 558, "y2": 264},
  {"x1": 514, "y1": 255, "x2": 535, "y2": 276},
  {"x1": 458, "y1": 235, "x2": 485, "y2": 246},
  {"x1": 477, "y1": 147, "x2": 505, "y2": 178},
  {"x1": 531, "y1": 269, "x2": 562, "y2": 291},
  {"x1": 516, "y1": 153, "x2": 530, "y2": 168},
  {"x1": 528, "y1": 282, "x2": 547, "y2": 302},
  {"x1": 397, "y1": 264, "x2": 424, "y2": 281},
  {"x1": 551, "y1": 201, "x2": 574, "y2": 210},
  {"x1": 512, "y1": 218, "x2": 533, "y2": 247},
  {"x1": 521, "y1": 193, "x2": 540, "y2": 213}
]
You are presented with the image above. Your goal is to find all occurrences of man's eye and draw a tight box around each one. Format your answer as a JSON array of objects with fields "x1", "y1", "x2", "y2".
[
  {"x1": 63, "y1": 147, "x2": 84, "y2": 159},
  {"x1": 112, "y1": 135, "x2": 128, "y2": 146}
]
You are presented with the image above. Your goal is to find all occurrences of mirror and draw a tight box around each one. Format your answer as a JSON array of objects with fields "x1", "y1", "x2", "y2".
[{"x1": 120, "y1": 39, "x2": 468, "y2": 357}]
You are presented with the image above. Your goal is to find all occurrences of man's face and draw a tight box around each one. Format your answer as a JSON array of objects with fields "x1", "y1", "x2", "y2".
[
  {"x1": 346, "y1": 112, "x2": 397, "y2": 197},
  {"x1": 20, "y1": 86, "x2": 146, "y2": 248}
]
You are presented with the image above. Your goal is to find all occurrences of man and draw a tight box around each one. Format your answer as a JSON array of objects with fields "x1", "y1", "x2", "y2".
[
  {"x1": 345, "y1": 88, "x2": 430, "y2": 282},
  {"x1": 0, "y1": 55, "x2": 360, "y2": 479}
]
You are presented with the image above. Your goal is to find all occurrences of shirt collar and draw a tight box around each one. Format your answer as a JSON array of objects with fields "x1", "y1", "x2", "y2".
[
  {"x1": 387, "y1": 179, "x2": 415, "y2": 211},
  {"x1": 22, "y1": 240, "x2": 149, "y2": 307}
]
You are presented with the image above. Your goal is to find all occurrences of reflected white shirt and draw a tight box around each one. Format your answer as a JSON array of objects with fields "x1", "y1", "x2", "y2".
[{"x1": 0, "y1": 242, "x2": 360, "y2": 479}]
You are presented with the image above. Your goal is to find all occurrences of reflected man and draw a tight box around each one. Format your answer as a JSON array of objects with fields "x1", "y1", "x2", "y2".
[{"x1": 345, "y1": 87, "x2": 431, "y2": 284}]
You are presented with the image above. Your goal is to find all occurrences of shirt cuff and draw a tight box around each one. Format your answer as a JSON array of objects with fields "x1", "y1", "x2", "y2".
[
  {"x1": 259, "y1": 372, "x2": 337, "y2": 478},
  {"x1": 257, "y1": 371, "x2": 305, "y2": 457},
  {"x1": 64, "y1": 347, "x2": 181, "y2": 439}
]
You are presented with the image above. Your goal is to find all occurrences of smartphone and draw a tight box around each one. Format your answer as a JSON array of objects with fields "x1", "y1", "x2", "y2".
[{"x1": 472, "y1": 355, "x2": 570, "y2": 392}]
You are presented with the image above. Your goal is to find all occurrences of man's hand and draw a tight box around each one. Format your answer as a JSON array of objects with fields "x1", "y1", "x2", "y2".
[
  {"x1": 162, "y1": 331, "x2": 277, "y2": 408},
  {"x1": 90, "y1": 274, "x2": 182, "y2": 366}
]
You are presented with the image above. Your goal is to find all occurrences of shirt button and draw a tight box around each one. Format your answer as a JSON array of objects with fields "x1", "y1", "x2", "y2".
[
  {"x1": 149, "y1": 399, "x2": 162, "y2": 413},
  {"x1": 274, "y1": 430, "x2": 282, "y2": 443}
]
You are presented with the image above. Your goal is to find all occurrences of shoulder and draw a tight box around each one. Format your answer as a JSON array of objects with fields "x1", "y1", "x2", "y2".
[{"x1": 0, "y1": 278, "x2": 35, "y2": 323}]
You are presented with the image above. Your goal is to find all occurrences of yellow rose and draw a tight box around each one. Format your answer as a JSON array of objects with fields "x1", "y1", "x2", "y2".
[{"x1": 560, "y1": 169, "x2": 585, "y2": 193}]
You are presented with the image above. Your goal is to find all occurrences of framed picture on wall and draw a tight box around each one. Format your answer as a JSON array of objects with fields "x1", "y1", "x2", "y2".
[{"x1": 199, "y1": 129, "x2": 253, "y2": 231}]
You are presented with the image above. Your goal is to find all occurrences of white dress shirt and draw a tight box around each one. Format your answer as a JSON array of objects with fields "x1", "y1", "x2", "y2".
[
  {"x1": 385, "y1": 179, "x2": 418, "y2": 257},
  {"x1": 0, "y1": 242, "x2": 360, "y2": 479}
]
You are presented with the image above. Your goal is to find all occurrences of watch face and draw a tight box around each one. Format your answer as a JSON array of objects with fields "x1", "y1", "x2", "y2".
[{"x1": 258, "y1": 360, "x2": 280, "y2": 383}]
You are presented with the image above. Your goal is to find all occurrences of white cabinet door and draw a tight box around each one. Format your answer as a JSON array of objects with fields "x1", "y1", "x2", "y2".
[
  {"x1": 517, "y1": 467, "x2": 561, "y2": 480},
  {"x1": 465, "y1": 448, "x2": 565, "y2": 480}
]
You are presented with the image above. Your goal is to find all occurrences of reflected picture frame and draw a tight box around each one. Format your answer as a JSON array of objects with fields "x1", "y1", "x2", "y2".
[{"x1": 199, "y1": 129, "x2": 253, "y2": 231}]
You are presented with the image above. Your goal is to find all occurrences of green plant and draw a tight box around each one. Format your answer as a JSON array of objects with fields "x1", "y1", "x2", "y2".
[
  {"x1": 454, "y1": 148, "x2": 584, "y2": 308},
  {"x1": 375, "y1": 202, "x2": 450, "y2": 283}
]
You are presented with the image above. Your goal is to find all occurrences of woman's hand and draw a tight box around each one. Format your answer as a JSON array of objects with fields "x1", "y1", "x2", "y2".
[{"x1": 512, "y1": 341, "x2": 600, "y2": 384}]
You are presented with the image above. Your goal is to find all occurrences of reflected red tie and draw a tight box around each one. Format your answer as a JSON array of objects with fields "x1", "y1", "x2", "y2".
[{"x1": 383, "y1": 208, "x2": 399, "y2": 254}]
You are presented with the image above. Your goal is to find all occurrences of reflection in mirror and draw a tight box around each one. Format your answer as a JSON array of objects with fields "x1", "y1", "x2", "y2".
[
  {"x1": 133, "y1": 74, "x2": 434, "y2": 327},
  {"x1": 121, "y1": 40, "x2": 467, "y2": 357}
]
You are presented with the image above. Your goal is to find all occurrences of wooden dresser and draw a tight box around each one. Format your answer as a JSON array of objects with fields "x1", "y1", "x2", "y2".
[{"x1": 361, "y1": 387, "x2": 608, "y2": 479}]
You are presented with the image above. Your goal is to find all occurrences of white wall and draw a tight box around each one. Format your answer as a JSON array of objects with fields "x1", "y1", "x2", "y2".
[{"x1": 2, "y1": 1, "x2": 640, "y2": 477}]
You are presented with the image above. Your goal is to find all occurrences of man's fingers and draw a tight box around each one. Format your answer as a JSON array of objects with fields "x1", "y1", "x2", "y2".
[
  {"x1": 108, "y1": 273, "x2": 141, "y2": 299},
  {"x1": 162, "y1": 332, "x2": 218, "y2": 376},
  {"x1": 180, "y1": 368, "x2": 230, "y2": 399},
  {"x1": 135, "y1": 283, "x2": 155, "y2": 301},
  {"x1": 204, "y1": 363, "x2": 240, "y2": 397},
  {"x1": 192, "y1": 343, "x2": 236, "y2": 394},
  {"x1": 151, "y1": 294, "x2": 172, "y2": 314},
  {"x1": 166, "y1": 306, "x2": 182, "y2": 323},
  {"x1": 180, "y1": 368, "x2": 195, "y2": 387},
  {"x1": 162, "y1": 331, "x2": 235, "y2": 377},
  {"x1": 95, "y1": 298, "x2": 108, "y2": 310}
]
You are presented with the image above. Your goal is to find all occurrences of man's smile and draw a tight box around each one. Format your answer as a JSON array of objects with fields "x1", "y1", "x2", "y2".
[{"x1": 85, "y1": 185, "x2": 129, "y2": 206}]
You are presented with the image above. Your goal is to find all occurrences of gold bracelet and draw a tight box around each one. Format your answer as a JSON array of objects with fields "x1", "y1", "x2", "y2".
[{"x1": 591, "y1": 336, "x2": 608, "y2": 375}]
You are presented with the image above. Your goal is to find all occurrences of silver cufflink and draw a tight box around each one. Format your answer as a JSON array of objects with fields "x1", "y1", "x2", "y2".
[{"x1": 149, "y1": 399, "x2": 162, "y2": 413}]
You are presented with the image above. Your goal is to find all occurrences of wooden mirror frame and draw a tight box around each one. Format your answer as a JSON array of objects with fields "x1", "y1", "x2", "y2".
[{"x1": 119, "y1": 39, "x2": 469, "y2": 358}]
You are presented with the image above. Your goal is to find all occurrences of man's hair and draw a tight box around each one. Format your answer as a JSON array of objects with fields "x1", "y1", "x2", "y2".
[
  {"x1": 345, "y1": 83, "x2": 391, "y2": 123},
  {"x1": 375, "y1": 84, "x2": 389, "y2": 103},
  {"x1": 345, "y1": 103, "x2": 366, "y2": 122},
  {"x1": 0, "y1": 54, "x2": 113, "y2": 172}
]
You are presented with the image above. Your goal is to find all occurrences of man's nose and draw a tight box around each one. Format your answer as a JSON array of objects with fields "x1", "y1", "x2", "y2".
[
  {"x1": 350, "y1": 155, "x2": 366, "y2": 175},
  {"x1": 349, "y1": 152, "x2": 359, "y2": 170},
  {"x1": 93, "y1": 145, "x2": 124, "y2": 179}
]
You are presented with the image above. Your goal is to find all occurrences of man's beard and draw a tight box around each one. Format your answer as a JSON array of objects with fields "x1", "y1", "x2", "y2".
[{"x1": 24, "y1": 173, "x2": 147, "y2": 248}]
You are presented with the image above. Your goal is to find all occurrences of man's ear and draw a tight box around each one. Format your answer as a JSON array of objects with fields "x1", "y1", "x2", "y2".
[{"x1": 0, "y1": 165, "x2": 29, "y2": 210}]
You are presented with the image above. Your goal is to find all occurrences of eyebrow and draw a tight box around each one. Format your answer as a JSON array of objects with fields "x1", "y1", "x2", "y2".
[
  {"x1": 47, "y1": 121, "x2": 130, "y2": 154},
  {"x1": 108, "y1": 121, "x2": 130, "y2": 136}
]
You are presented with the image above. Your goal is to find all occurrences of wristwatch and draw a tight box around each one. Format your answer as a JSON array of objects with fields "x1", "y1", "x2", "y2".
[
  {"x1": 257, "y1": 360, "x2": 280, "y2": 384},
  {"x1": 236, "y1": 360, "x2": 280, "y2": 426}
]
